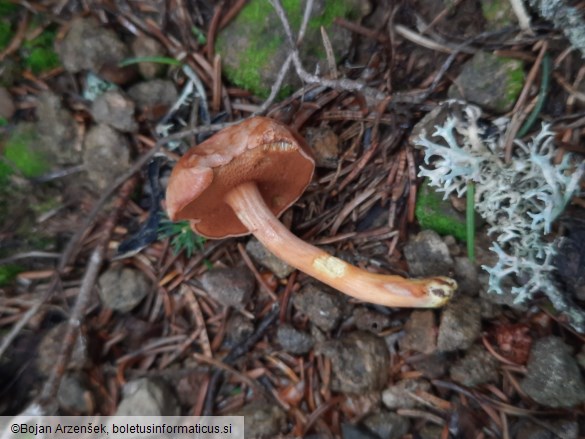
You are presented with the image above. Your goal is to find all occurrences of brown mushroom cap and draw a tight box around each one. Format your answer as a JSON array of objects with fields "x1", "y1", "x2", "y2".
[{"x1": 166, "y1": 117, "x2": 315, "y2": 238}]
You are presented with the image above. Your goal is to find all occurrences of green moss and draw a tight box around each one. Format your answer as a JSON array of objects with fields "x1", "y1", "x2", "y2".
[
  {"x1": 0, "y1": 160, "x2": 13, "y2": 186},
  {"x1": 415, "y1": 179, "x2": 468, "y2": 241},
  {"x1": 21, "y1": 28, "x2": 60, "y2": 74},
  {"x1": 0, "y1": 0, "x2": 18, "y2": 15},
  {"x1": 0, "y1": 20, "x2": 12, "y2": 49},
  {"x1": 3, "y1": 126, "x2": 48, "y2": 177},
  {"x1": 0, "y1": 264, "x2": 22, "y2": 286},
  {"x1": 500, "y1": 59, "x2": 525, "y2": 110}
]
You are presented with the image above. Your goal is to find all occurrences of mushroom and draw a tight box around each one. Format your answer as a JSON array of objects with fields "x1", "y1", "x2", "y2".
[{"x1": 166, "y1": 117, "x2": 456, "y2": 307}]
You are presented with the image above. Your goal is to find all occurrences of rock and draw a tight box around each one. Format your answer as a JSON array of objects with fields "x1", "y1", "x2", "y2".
[
  {"x1": 0, "y1": 87, "x2": 15, "y2": 119},
  {"x1": 277, "y1": 323, "x2": 314, "y2": 355},
  {"x1": 554, "y1": 222, "x2": 585, "y2": 302},
  {"x1": 382, "y1": 379, "x2": 431, "y2": 410},
  {"x1": 57, "y1": 373, "x2": 92, "y2": 414},
  {"x1": 199, "y1": 266, "x2": 255, "y2": 308},
  {"x1": 36, "y1": 322, "x2": 88, "y2": 376},
  {"x1": 362, "y1": 411, "x2": 410, "y2": 439},
  {"x1": 352, "y1": 307, "x2": 390, "y2": 334},
  {"x1": 56, "y1": 17, "x2": 129, "y2": 74},
  {"x1": 246, "y1": 238, "x2": 295, "y2": 279},
  {"x1": 98, "y1": 265, "x2": 151, "y2": 313},
  {"x1": 404, "y1": 230, "x2": 454, "y2": 277},
  {"x1": 408, "y1": 353, "x2": 448, "y2": 379},
  {"x1": 520, "y1": 336, "x2": 585, "y2": 408},
  {"x1": 36, "y1": 92, "x2": 81, "y2": 165},
  {"x1": 127, "y1": 79, "x2": 178, "y2": 110},
  {"x1": 224, "y1": 313, "x2": 254, "y2": 348},
  {"x1": 90, "y1": 90, "x2": 137, "y2": 132},
  {"x1": 437, "y1": 295, "x2": 481, "y2": 352},
  {"x1": 216, "y1": 0, "x2": 370, "y2": 98},
  {"x1": 513, "y1": 419, "x2": 578, "y2": 439},
  {"x1": 317, "y1": 331, "x2": 389, "y2": 394},
  {"x1": 115, "y1": 378, "x2": 180, "y2": 416},
  {"x1": 448, "y1": 51, "x2": 524, "y2": 113},
  {"x1": 303, "y1": 126, "x2": 340, "y2": 169},
  {"x1": 83, "y1": 124, "x2": 131, "y2": 191},
  {"x1": 131, "y1": 35, "x2": 167, "y2": 79},
  {"x1": 419, "y1": 425, "x2": 445, "y2": 439},
  {"x1": 453, "y1": 257, "x2": 480, "y2": 296},
  {"x1": 292, "y1": 283, "x2": 345, "y2": 331},
  {"x1": 233, "y1": 402, "x2": 286, "y2": 439},
  {"x1": 450, "y1": 345, "x2": 499, "y2": 386},
  {"x1": 399, "y1": 310, "x2": 437, "y2": 354}
]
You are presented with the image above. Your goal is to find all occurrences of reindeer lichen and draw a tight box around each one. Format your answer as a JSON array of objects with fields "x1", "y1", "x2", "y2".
[{"x1": 414, "y1": 102, "x2": 585, "y2": 330}]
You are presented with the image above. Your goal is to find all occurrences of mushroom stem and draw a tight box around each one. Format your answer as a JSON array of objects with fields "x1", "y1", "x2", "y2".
[{"x1": 225, "y1": 182, "x2": 456, "y2": 308}]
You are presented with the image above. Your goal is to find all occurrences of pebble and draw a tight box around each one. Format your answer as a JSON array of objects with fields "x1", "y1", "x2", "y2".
[
  {"x1": 199, "y1": 266, "x2": 255, "y2": 308},
  {"x1": 520, "y1": 336, "x2": 585, "y2": 408},
  {"x1": 352, "y1": 307, "x2": 391, "y2": 334},
  {"x1": 292, "y1": 283, "x2": 345, "y2": 332},
  {"x1": 399, "y1": 310, "x2": 437, "y2": 354},
  {"x1": 382, "y1": 378, "x2": 431, "y2": 410},
  {"x1": 317, "y1": 331, "x2": 389, "y2": 394},
  {"x1": 98, "y1": 265, "x2": 151, "y2": 313},
  {"x1": 233, "y1": 402, "x2": 286, "y2": 439},
  {"x1": 90, "y1": 90, "x2": 137, "y2": 132},
  {"x1": 362, "y1": 411, "x2": 410, "y2": 439},
  {"x1": 246, "y1": 238, "x2": 295, "y2": 279},
  {"x1": 277, "y1": 323, "x2": 314, "y2": 355},
  {"x1": 403, "y1": 230, "x2": 454, "y2": 277},
  {"x1": 449, "y1": 345, "x2": 499, "y2": 386},
  {"x1": 437, "y1": 295, "x2": 481, "y2": 352},
  {"x1": 115, "y1": 377, "x2": 180, "y2": 416},
  {"x1": 224, "y1": 313, "x2": 254, "y2": 348}
]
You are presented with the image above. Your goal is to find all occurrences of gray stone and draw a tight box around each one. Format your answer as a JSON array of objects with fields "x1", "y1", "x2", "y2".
[
  {"x1": 131, "y1": 36, "x2": 167, "y2": 79},
  {"x1": 353, "y1": 307, "x2": 391, "y2": 334},
  {"x1": 277, "y1": 323, "x2": 313, "y2": 355},
  {"x1": 233, "y1": 402, "x2": 286, "y2": 439},
  {"x1": 362, "y1": 411, "x2": 410, "y2": 439},
  {"x1": 478, "y1": 273, "x2": 528, "y2": 310},
  {"x1": 399, "y1": 310, "x2": 437, "y2": 354},
  {"x1": 37, "y1": 92, "x2": 81, "y2": 165},
  {"x1": 36, "y1": 322, "x2": 88, "y2": 376},
  {"x1": 58, "y1": 373, "x2": 92, "y2": 414},
  {"x1": 292, "y1": 283, "x2": 345, "y2": 331},
  {"x1": 521, "y1": 336, "x2": 585, "y2": 408},
  {"x1": 98, "y1": 265, "x2": 151, "y2": 313},
  {"x1": 127, "y1": 79, "x2": 178, "y2": 110},
  {"x1": 514, "y1": 419, "x2": 578, "y2": 439},
  {"x1": 404, "y1": 230, "x2": 454, "y2": 277},
  {"x1": 317, "y1": 331, "x2": 389, "y2": 394},
  {"x1": 199, "y1": 266, "x2": 255, "y2": 308},
  {"x1": 453, "y1": 257, "x2": 480, "y2": 296},
  {"x1": 56, "y1": 17, "x2": 129, "y2": 73},
  {"x1": 408, "y1": 353, "x2": 448, "y2": 379},
  {"x1": 0, "y1": 87, "x2": 15, "y2": 119},
  {"x1": 382, "y1": 379, "x2": 431, "y2": 410},
  {"x1": 83, "y1": 124, "x2": 131, "y2": 191},
  {"x1": 448, "y1": 51, "x2": 524, "y2": 113},
  {"x1": 115, "y1": 378, "x2": 180, "y2": 416},
  {"x1": 91, "y1": 90, "x2": 137, "y2": 132},
  {"x1": 216, "y1": 0, "x2": 370, "y2": 99},
  {"x1": 450, "y1": 345, "x2": 499, "y2": 386},
  {"x1": 224, "y1": 313, "x2": 254, "y2": 348},
  {"x1": 246, "y1": 238, "x2": 295, "y2": 279},
  {"x1": 437, "y1": 295, "x2": 481, "y2": 352}
]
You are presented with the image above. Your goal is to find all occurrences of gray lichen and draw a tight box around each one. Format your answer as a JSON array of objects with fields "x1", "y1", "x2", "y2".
[
  {"x1": 414, "y1": 102, "x2": 585, "y2": 331},
  {"x1": 528, "y1": 0, "x2": 585, "y2": 57}
]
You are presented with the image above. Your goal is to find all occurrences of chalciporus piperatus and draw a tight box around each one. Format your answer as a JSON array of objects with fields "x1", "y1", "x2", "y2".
[{"x1": 166, "y1": 116, "x2": 457, "y2": 308}]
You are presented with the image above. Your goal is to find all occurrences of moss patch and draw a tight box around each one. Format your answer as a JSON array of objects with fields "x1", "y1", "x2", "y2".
[
  {"x1": 0, "y1": 264, "x2": 23, "y2": 286},
  {"x1": 3, "y1": 125, "x2": 48, "y2": 178},
  {"x1": 415, "y1": 179, "x2": 468, "y2": 241},
  {"x1": 21, "y1": 28, "x2": 60, "y2": 74}
]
